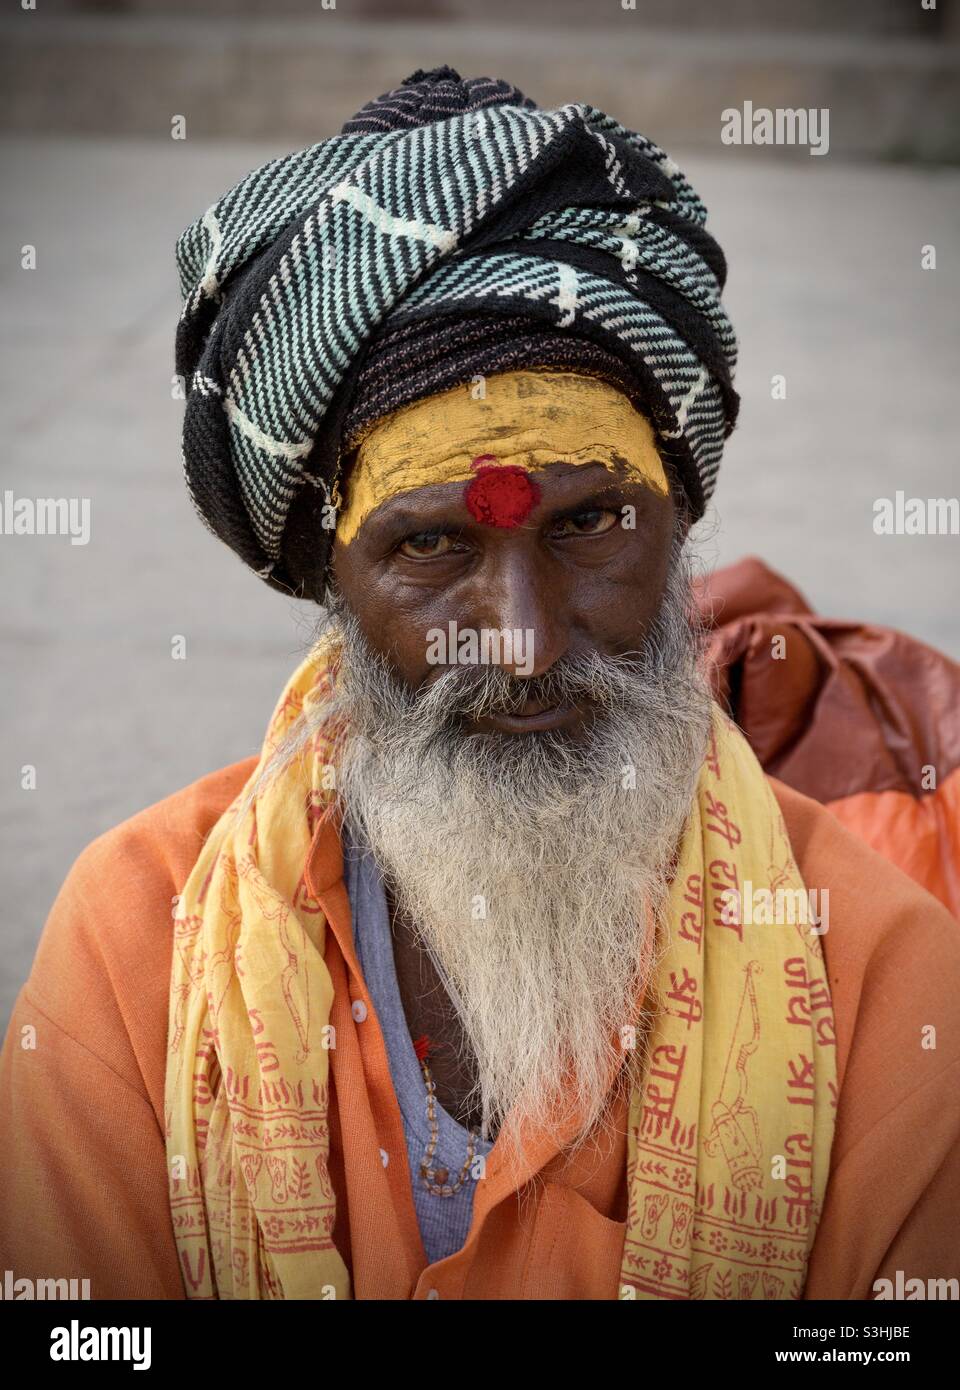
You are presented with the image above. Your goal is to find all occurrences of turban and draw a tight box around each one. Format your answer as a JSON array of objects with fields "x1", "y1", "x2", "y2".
[{"x1": 175, "y1": 66, "x2": 739, "y2": 598}]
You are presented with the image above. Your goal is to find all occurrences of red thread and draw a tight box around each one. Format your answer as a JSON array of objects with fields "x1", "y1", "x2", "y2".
[{"x1": 413, "y1": 1034, "x2": 433, "y2": 1062}]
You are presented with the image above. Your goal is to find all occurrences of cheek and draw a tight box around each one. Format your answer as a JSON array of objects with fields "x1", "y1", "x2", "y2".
[
  {"x1": 574, "y1": 502, "x2": 676, "y2": 648},
  {"x1": 330, "y1": 540, "x2": 439, "y2": 682}
]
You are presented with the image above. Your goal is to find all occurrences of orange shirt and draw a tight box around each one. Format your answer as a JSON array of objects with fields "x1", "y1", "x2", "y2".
[{"x1": 1, "y1": 758, "x2": 958, "y2": 1299}]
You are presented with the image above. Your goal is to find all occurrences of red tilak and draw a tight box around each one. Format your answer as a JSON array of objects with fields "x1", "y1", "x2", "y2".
[{"x1": 465, "y1": 454, "x2": 540, "y2": 528}]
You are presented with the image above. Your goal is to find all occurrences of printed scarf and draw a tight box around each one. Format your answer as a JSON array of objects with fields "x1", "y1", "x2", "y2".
[{"x1": 165, "y1": 641, "x2": 837, "y2": 1299}]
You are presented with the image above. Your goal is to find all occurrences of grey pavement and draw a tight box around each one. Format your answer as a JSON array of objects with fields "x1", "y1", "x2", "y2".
[{"x1": 1, "y1": 134, "x2": 958, "y2": 1027}]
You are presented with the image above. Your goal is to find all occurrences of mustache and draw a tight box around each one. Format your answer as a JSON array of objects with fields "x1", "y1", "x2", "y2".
[
  {"x1": 412, "y1": 646, "x2": 649, "y2": 722},
  {"x1": 319, "y1": 529, "x2": 705, "y2": 749}
]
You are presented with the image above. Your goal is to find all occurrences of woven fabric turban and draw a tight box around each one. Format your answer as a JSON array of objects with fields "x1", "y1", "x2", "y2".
[{"x1": 175, "y1": 66, "x2": 739, "y2": 598}]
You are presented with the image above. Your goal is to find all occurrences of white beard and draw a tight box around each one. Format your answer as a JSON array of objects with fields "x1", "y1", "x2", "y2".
[{"x1": 277, "y1": 538, "x2": 713, "y2": 1162}]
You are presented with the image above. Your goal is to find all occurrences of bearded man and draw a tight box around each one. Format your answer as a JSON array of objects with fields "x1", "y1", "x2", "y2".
[{"x1": 1, "y1": 68, "x2": 958, "y2": 1304}]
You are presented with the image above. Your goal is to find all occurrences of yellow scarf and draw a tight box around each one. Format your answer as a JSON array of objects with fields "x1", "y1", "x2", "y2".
[{"x1": 165, "y1": 641, "x2": 837, "y2": 1300}]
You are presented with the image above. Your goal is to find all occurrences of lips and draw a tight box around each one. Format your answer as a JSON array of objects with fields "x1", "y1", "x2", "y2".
[
  {"x1": 510, "y1": 698, "x2": 554, "y2": 718},
  {"x1": 471, "y1": 702, "x2": 580, "y2": 735}
]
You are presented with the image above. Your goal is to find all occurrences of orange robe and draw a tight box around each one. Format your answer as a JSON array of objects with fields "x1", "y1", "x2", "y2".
[{"x1": 1, "y1": 758, "x2": 958, "y2": 1300}]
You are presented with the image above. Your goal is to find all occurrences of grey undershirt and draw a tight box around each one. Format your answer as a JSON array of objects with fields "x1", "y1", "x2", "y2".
[{"x1": 341, "y1": 815, "x2": 493, "y2": 1266}]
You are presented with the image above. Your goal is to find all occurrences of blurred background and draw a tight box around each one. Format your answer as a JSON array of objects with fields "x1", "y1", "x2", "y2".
[{"x1": 1, "y1": 0, "x2": 959, "y2": 1026}]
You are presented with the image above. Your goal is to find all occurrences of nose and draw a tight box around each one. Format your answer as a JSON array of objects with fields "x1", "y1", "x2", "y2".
[{"x1": 468, "y1": 549, "x2": 569, "y2": 681}]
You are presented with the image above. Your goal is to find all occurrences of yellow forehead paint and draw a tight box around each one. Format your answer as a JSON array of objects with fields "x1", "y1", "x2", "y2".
[{"x1": 336, "y1": 368, "x2": 668, "y2": 546}]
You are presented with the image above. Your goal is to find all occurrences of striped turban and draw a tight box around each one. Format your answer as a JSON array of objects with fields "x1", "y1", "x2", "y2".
[{"x1": 175, "y1": 66, "x2": 739, "y2": 598}]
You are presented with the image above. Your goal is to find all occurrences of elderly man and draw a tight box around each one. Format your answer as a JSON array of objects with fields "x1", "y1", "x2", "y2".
[{"x1": 1, "y1": 68, "x2": 958, "y2": 1304}]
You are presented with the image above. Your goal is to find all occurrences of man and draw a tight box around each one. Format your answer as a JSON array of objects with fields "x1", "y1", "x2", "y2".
[{"x1": 1, "y1": 68, "x2": 958, "y2": 1302}]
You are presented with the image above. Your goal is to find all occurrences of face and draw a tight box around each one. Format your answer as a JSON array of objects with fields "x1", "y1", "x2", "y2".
[
  {"x1": 331, "y1": 448, "x2": 680, "y2": 739},
  {"x1": 301, "y1": 378, "x2": 710, "y2": 1152}
]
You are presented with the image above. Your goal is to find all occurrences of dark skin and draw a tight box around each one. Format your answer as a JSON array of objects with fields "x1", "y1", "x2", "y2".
[{"x1": 331, "y1": 457, "x2": 681, "y2": 1136}]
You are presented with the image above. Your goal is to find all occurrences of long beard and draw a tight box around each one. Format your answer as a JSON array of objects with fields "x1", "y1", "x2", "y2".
[{"x1": 279, "y1": 539, "x2": 713, "y2": 1161}]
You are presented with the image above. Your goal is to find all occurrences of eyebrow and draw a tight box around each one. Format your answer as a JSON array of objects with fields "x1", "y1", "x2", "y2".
[
  {"x1": 548, "y1": 484, "x2": 632, "y2": 522},
  {"x1": 371, "y1": 505, "x2": 434, "y2": 539},
  {"x1": 370, "y1": 480, "x2": 637, "y2": 539}
]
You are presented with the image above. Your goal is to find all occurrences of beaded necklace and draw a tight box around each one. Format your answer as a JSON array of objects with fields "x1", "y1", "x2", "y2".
[{"x1": 414, "y1": 1034, "x2": 482, "y2": 1196}]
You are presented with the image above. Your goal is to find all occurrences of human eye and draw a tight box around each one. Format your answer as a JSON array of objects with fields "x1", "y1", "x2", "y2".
[
  {"x1": 550, "y1": 507, "x2": 620, "y2": 539},
  {"x1": 396, "y1": 529, "x2": 457, "y2": 559}
]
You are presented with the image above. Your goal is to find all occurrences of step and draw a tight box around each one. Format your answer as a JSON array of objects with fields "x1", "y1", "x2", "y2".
[{"x1": 2, "y1": 13, "x2": 958, "y2": 161}]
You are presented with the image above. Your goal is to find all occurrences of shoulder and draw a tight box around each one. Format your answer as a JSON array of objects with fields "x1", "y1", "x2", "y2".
[
  {"x1": 770, "y1": 776, "x2": 960, "y2": 1295},
  {"x1": 19, "y1": 757, "x2": 257, "y2": 1118},
  {"x1": 67, "y1": 757, "x2": 258, "y2": 895},
  {"x1": 769, "y1": 773, "x2": 960, "y2": 1132},
  {"x1": 770, "y1": 774, "x2": 959, "y2": 968},
  {"x1": 38, "y1": 755, "x2": 258, "y2": 947}
]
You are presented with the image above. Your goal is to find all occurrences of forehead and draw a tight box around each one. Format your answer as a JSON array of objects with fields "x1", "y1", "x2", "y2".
[
  {"x1": 352, "y1": 369, "x2": 648, "y2": 470},
  {"x1": 337, "y1": 369, "x2": 667, "y2": 547}
]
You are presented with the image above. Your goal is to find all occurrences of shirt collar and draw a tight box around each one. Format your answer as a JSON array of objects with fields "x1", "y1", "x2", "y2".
[{"x1": 305, "y1": 800, "x2": 346, "y2": 898}]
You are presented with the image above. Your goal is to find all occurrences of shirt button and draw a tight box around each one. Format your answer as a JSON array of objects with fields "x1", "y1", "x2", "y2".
[{"x1": 351, "y1": 999, "x2": 367, "y2": 1022}]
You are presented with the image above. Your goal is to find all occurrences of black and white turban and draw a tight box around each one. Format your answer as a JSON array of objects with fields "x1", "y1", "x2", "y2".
[{"x1": 175, "y1": 66, "x2": 739, "y2": 598}]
